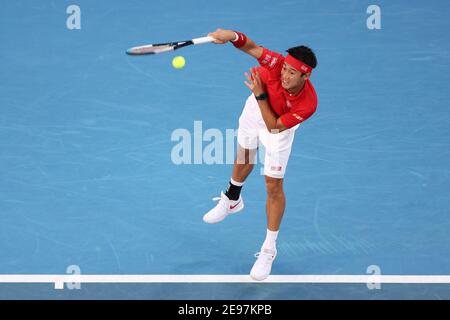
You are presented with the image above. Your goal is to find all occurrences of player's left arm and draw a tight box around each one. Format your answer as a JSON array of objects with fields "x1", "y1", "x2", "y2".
[{"x1": 244, "y1": 69, "x2": 288, "y2": 133}]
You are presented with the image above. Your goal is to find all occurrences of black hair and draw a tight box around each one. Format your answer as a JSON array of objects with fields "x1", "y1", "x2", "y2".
[{"x1": 286, "y1": 45, "x2": 317, "y2": 69}]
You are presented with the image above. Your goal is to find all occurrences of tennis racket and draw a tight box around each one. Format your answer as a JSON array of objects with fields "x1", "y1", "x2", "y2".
[{"x1": 126, "y1": 36, "x2": 215, "y2": 55}]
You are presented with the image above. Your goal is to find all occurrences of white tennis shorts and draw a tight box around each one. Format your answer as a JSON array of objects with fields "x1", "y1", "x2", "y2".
[{"x1": 237, "y1": 94, "x2": 299, "y2": 179}]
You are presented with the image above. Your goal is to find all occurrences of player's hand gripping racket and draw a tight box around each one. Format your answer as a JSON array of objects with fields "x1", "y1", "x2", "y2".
[{"x1": 126, "y1": 36, "x2": 215, "y2": 55}]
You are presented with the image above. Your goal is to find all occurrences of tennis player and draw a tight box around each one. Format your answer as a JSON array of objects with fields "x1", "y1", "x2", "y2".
[{"x1": 203, "y1": 28, "x2": 318, "y2": 280}]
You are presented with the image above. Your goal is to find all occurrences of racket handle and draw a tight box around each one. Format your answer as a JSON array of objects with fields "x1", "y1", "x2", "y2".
[{"x1": 192, "y1": 36, "x2": 215, "y2": 45}]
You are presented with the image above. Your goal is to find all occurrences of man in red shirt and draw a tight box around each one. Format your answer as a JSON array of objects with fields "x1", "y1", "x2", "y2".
[{"x1": 203, "y1": 28, "x2": 318, "y2": 280}]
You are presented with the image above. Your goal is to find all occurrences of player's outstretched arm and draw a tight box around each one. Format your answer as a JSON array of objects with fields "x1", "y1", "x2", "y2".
[{"x1": 208, "y1": 28, "x2": 263, "y2": 60}]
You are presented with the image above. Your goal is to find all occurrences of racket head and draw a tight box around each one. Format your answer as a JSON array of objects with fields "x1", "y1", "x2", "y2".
[
  {"x1": 126, "y1": 37, "x2": 212, "y2": 55},
  {"x1": 126, "y1": 39, "x2": 196, "y2": 55},
  {"x1": 126, "y1": 43, "x2": 176, "y2": 55}
]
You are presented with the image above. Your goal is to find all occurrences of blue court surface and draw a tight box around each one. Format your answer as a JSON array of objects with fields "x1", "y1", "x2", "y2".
[{"x1": 1, "y1": 0, "x2": 449, "y2": 299}]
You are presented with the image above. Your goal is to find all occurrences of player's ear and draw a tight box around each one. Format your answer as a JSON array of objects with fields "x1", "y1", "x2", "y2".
[{"x1": 302, "y1": 73, "x2": 310, "y2": 80}]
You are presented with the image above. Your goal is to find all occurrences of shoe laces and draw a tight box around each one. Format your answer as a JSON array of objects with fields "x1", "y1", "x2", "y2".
[
  {"x1": 212, "y1": 194, "x2": 228, "y2": 210},
  {"x1": 213, "y1": 191, "x2": 238, "y2": 205},
  {"x1": 254, "y1": 249, "x2": 276, "y2": 264}
]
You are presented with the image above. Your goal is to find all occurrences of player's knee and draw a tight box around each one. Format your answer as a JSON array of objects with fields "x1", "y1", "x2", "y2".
[{"x1": 265, "y1": 176, "x2": 284, "y2": 197}]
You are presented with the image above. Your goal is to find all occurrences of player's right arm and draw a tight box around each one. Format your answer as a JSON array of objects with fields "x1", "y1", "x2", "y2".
[{"x1": 208, "y1": 28, "x2": 263, "y2": 59}]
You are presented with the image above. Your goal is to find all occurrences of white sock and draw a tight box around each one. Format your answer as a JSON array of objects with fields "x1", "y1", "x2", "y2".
[
  {"x1": 230, "y1": 177, "x2": 244, "y2": 187},
  {"x1": 262, "y1": 229, "x2": 278, "y2": 251}
]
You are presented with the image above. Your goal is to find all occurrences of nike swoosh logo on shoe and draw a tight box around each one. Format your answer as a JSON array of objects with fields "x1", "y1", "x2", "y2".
[{"x1": 229, "y1": 201, "x2": 241, "y2": 210}]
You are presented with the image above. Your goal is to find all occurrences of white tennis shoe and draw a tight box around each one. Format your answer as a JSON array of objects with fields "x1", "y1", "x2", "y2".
[
  {"x1": 250, "y1": 247, "x2": 277, "y2": 281},
  {"x1": 203, "y1": 192, "x2": 244, "y2": 224}
]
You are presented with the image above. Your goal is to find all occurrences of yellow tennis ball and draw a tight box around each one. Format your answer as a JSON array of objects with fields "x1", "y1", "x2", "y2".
[{"x1": 172, "y1": 56, "x2": 186, "y2": 69}]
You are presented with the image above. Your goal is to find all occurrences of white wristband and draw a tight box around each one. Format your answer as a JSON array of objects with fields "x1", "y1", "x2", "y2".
[{"x1": 231, "y1": 32, "x2": 239, "y2": 42}]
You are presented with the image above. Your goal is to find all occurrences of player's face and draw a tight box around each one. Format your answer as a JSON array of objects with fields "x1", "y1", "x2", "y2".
[{"x1": 281, "y1": 63, "x2": 308, "y2": 93}]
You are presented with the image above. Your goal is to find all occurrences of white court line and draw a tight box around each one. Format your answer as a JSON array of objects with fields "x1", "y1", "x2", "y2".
[{"x1": 1, "y1": 275, "x2": 450, "y2": 289}]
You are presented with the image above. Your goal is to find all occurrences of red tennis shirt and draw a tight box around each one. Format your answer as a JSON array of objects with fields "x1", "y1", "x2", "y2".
[{"x1": 256, "y1": 47, "x2": 317, "y2": 128}]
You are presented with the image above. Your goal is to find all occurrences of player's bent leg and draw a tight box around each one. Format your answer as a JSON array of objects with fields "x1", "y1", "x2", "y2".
[
  {"x1": 202, "y1": 145, "x2": 255, "y2": 224},
  {"x1": 232, "y1": 144, "x2": 256, "y2": 182}
]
